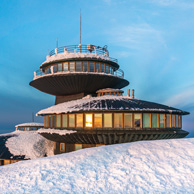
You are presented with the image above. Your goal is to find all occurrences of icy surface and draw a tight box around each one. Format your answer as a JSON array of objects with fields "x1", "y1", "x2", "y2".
[
  {"x1": 5, "y1": 131, "x2": 54, "y2": 159},
  {"x1": 1, "y1": 138, "x2": 194, "y2": 193},
  {"x1": 37, "y1": 128, "x2": 76, "y2": 135},
  {"x1": 15, "y1": 122, "x2": 44, "y2": 127}
]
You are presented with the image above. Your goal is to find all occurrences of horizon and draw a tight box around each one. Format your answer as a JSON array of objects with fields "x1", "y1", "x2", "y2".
[{"x1": 0, "y1": 0, "x2": 194, "y2": 137}]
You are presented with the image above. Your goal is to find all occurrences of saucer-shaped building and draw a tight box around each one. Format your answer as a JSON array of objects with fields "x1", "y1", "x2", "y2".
[{"x1": 30, "y1": 44, "x2": 189, "y2": 154}]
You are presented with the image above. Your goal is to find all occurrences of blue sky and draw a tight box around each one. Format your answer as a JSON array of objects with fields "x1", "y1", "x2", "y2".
[{"x1": 0, "y1": 0, "x2": 194, "y2": 136}]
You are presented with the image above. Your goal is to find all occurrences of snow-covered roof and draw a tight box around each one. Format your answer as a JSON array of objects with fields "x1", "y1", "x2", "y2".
[
  {"x1": 15, "y1": 122, "x2": 44, "y2": 128},
  {"x1": 37, "y1": 128, "x2": 76, "y2": 135},
  {"x1": 1, "y1": 138, "x2": 194, "y2": 193},
  {"x1": 37, "y1": 96, "x2": 189, "y2": 116},
  {"x1": 96, "y1": 88, "x2": 123, "y2": 93}
]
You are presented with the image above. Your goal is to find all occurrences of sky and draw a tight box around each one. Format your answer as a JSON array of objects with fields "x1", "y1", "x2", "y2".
[{"x1": 0, "y1": 0, "x2": 194, "y2": 136}]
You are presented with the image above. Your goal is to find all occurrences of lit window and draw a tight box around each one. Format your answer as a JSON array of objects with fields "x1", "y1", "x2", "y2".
[
  {"x1": 76, "y1": 114, "x2": 83, "y2": 128},
  {"x1": 89, "y1": 62, "x2": 94, "y2": 72},
  {"x1": 152, "y1": 114, "x2": 158, "y2": 128},
  {"x1": 114, "y1": 113, "x2": 123, "y2": 128},
  {"x1": 63, "y1": 62, "x2": 68, "y2": 71},
  {"x1": 83, "y1": 62, "x2": 88, "y2": 72},
  {"x1": 96, "y1": 63, "x2": 100, "y2": 72},
  {"x1": 69, "y1": 62, "x2": 75, "y2": 72},
  {"x1": 60, "y1": 143, "x2": 65, "y2": 152},
  {"x1": 53, "y1": 65, "x2": 57, "y2": 73},
  {"x1": 101, "y1": 63, "x2": 104, "y2": 72},
  {"x1": 56, "y1": 115, "x2": 61, "y2": 128},
  {"x1": 76, "y1": 62, "x2": 82, "y2": 72},
  {"x1": 166, "y1": 114, "x2": 171, "y2": 128},
  {"x1": 75, "y1": 144, "x2": 82, "y2": 151},
  {"x1": 124, "y1": 113, "x2": 132, "y2": 128},
  {"x1": 104, "y1": 113, "x2": 112, "y2": 128},
  {"x1": 94, "y1": 113, "x2": 102, "y2": 128},
  {"x1": 159, "y1": 114, "x2": 165, "y2": 128},
  {"x1": 176, "y1": 115, "x2": 179, "y2": 128},
  {"x1": 85, "y1": 114, "x2": 93, "y2": 128},
  {"x1": 4, "y1": 160, "x2": 11, "y2": 165},
  {"x1": 69, "y1": 114, "x2": 75, "y2": 127},
  {"x1": 62, "y1": 115, "x2": 67, "y2": 128},
  {"x1": 172, "y1": 115, "x2": 175, "y2": 128},
  {"x1": 58, "y1": 64, "x2": 62, "y2": 72},
  {"x1": 134, "y1": 114, "x2": 141, "y2": 128},
  {"x1": 143, "y1": 113, "x2": 151, "y2": 128}
]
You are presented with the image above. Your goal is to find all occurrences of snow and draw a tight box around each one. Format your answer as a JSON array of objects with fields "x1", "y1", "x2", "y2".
[
  {"x1": 0, "y1": 138, "x2": 194, "y2": 193},
  {"x1": 37, "y1": 128, "x2": 76, "y2": 135},
  {"x1": 5, "y1": 131, "x2": 54, "y2": 159},
  {"x1": 15, "y1": 122, "x2": 44, "y2": 127}
]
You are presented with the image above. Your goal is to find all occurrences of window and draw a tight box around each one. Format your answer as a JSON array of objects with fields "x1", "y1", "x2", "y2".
[
  {"x1": 30, "y1": 128, "x2": 36, "y2": 131},
  {"x1": 114, "y1": 113, "x2": 123, "y2": 128},
  {"x1": 85, "y1": 114, "x2": 93, "y2": 128},
  {"x1": 166, "y1": 114, "x2": 171, "y2": 128},
  {"x1": 143, "y1": 114, "x2": 151, "y2": 128},
  {"x1": 75, "y1": 144, "x2": 82, "y2": 151},
  {"x1": 96, "y1": 63, "x2": 100, "y2": 72},
  {"x1": 105, "y1": 65, "x2": 109, "y2": 73},
  {"x1": 69, "y1": 114, "x2": 75, "y2": 127},
  {"x1": 124, "y1": 113, "x2": 132, "y2": 128},
  {"x1": 179, "y1": 115, "x2": 182, "y2": 128},
  {"x1": 60, "y1": 143, "x2": 65, "y2": 152},
  {"x1": 69, "y1": 62, "x2": 75, "y2": 72},
  {"x1": 76, "y1": 62, "x2": 82, "y2": 72},
  {"x1": 63, "y1": 62, "x2": 68, "y2": 71},
  {"x1": 172, "y1": 115, "x2": 175, "y2": 128},
  {"x1": 101, "y1": 63, "x2": 104, "y2": 72},
  {"x1": 159, "y1": 114, "x2": 164, "y2": 128},
  {"x1": 49, "y1": 116, "x2": 52, "y2": 128},
  {"x1": 56, "y1": 115, "x2": 61, "y2": 128},
  {"x1": 152, "y1": 114, "x2": 158, "y2": 128},
  {"x1": 134, "y1": 114, "x2": 141, "y2": 128},
  {"x1": 46, "y1": 68, "x2": 50, "y2": 74},
  {"x1": 89, "y1": 62, "x2": 94, "y2": 72},
  {"x1": 45, "y1": 116, "x2": 48, "y2": 127},
  {"x1": 62, "y1": 115, "x2": 67, "y2": 128},
  {"x1": 52, "y1": 115, "x2": 56, "y2": 128},
  {"x1": 58, "y1": 64, "x2": 62, "y2": 72},
  {"x1": 4, "y1": 160, "x2": 11, "y2": 165},
  {"x1": 76, "y1": 114, "x2": 83, "y2": 128},
  {"x1": 94, "y1": 113, "x2": 102, "y2": 128},
  {"x1": 176, "y1": 115, "x2": 178, "y2": 128},
  {"x1": 83, "y1": 62, "x2": 88, "y2": 72},
  {"x1": 104, "y1": 113, "x2": 112, "y2": 128},
  {"x1": 53, "y1": 65, "x2": 57, "y2": 73},
  {"x1": 20, "y1": 128, "x2": 24, "y2": 131}
]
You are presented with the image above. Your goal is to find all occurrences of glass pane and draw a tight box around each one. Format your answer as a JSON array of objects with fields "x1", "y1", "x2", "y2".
[
  {"x1": 46, "y1": 68, "x2": 49, "y2": 74},
  {"x1": 60, "y1": 143, "x2": 65, "y2": 151},
  {"x1": 124, "y1": 113, "x2": 132, "y2": 128},
  {"x1": 49, "y1": 116, "x2": 51, "y2": 128},
  {"x1": 101, "y1": 64, "x2": 104, "y2": 72},
  {"x1": 56, "y1": 115, "x2": 61, "y2": 128},
  {"x1": 83, "y1": 62, "x2": 88, "y2": 72},
  {"x1": 166, "y1": 114, "x2": 170, "y2": 128},
  {"x1": 152, "y1": 114, "x2": 158, "y2": 128},
  {"x1": 114, "y1": 113, "x2": 123, "y2": 128},
  {"x1": 160, "y1": 114, "x2": 164, "y2": 128},
  {"x1": 76, "y1": 62, "x2": 82, "y2": 72},
  {"x1": 172, "y1": 115, "x2": 175, "y2": 127},
  {"x1": 45, "y1": 116, "x2": 48, "y2": 127},
  {"x1": 63, "y1": 62, "x2": 68, "y2": 71},
  {"x1": 52, "y1": 115, "x2": 56, "y2": 128},
  {"x1": 104, "y1": 113, "x2": 112, "y2": 128},
  {"x1": 89, "y1": 62, "x2": 94, "y2": 72},
  {"x1": 53, "y1": 65, "x2": 57, "y2": 73},
  {"x1": 106, "y1": 65, "x2": 109, "y2": 73},
  {"x1": 94, "y1": 113, "x2": 102, "y2": 128},
  {"x1": 76, "y1": 114, "x2": 83, "y2": 127},
  {"x1": 143, "y1": 114, "x2": 150, "y2": 128},
  {"x1": 58, "y1": 64, "x2": 62, "y2": 72},
  {"x1": 69, "y1": 114, "x2": 75, "y2": 127},
  {"x1": 69, "y1": 62, "x2": 75, "y2": 72},
  {"x1": 62, "y1": 115, "x2": 67, "y2": 128},
  {"x1": 85, "y1": 114, "x2": 93, "y2": 128},
  {"x1": 96, "y1": 63, "x2": 100, "y2": 72},
  {"x1": 134, "y1": 114, "x2": 141, "y2": 128},
  {"x1": 75, "y1": 144, "x2": 82, "y2": 151},
  {"x1": 176, "y1": 115, "x2": 178, "y2": 128},
  {"x1": 179, "y1": 116, "x2": 182, "y2": 128}
]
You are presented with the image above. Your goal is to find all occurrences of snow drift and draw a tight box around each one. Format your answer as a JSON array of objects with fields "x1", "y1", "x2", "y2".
[{"x1": 0, "y1": 138, "x2": 194, "y2": 193}]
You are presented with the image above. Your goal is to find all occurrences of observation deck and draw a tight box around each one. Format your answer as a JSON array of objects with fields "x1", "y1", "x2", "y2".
[{"x1": 30, "y1": 44, "x2": 129, "y2": 96}]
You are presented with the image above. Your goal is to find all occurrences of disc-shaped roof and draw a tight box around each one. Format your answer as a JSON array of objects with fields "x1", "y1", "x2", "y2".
[
  {"x1": 37, "y1": 96, "x2": 189, "y2": 116},
  {"x1": 15, "y1": 122, "x2": 44, "y2": 128}
]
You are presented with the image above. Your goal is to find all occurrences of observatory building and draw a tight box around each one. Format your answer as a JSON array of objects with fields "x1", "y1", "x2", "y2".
[{"x1": 29, "y1": 44, "x2": 189, "y2": 154}]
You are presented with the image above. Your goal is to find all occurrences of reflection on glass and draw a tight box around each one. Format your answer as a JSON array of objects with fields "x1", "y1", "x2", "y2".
[
  {"x1": 159, "y1": 114, "x2": 164, "y2": 128},
  {"x1": 176, "y1": 115, "x2": 178, "y2": 128},
  {"x1": 75, "y1": 144, "x2": 82, "y2": 151},
  {"x1": 56, "y1": 115, "x2": 61, "y2": 128},
  {"x1": 83, "y1": 62, "x2": 88, "y2": 72},
  {"x1": 76, "y1": 62, "x2": 82, "y2": 72},
  {"x1": 134, "y1": 114, "x2": 141, "y2": 127},
  {"x1": 89, "y1": 62, "x2": 94, "y2": 72},
  {"x1": 58, "y1": 64, "x2": 62, "y2": 72},
  {"x1": 69, "y1": 114, "x2": 75, "y2": 127},
  {"x1": 166, "y1": 114, "x2": 170, "y2": 128},
  {"x1": 96, "y1": 63, "x2": 100, "y2": 72},
  {"x1": 114, "y1": 113, "x2": 123, "y2": 128},
  {"x1": 143, "y1": 114, "x2": 150, "y2": 128},
  {"x1": 63, "y1": 62, "x2": 68, "y2": 71},
  {"x1": 46, "y1": 68, "x2": 50, "y2": 74},
  {"x1": 106, "y1": 65, "x2": 109, "y2": 73},
  {"x1": 172, "y1": 115, "x2": 175, "y2": 127},
  {"x1": 70, "y1": 62, "x2": 75, "y2": 72},
  {"x1": 52, "y1": 115, "x2": 56, "y2": 127},
  {"x1": 53, "y1": 65, "x2": 57, "y2": 73},
  {"x1": 152, "y1": 114, "x2": 158, "y2": 128},
  {"x1": 76, "y1": 114, "x2": 83, "y2": 127},
  {"x1": 49, "y1": 116, "x2": 51, "y2": 128},
  {"x1": 104, "y1": 113, "x2": 112, "y2": 128},
  {"x1": 85, "y1": 114, "x2": 93, "y2": 128},
  {"x1": 124, "y1": 113, "x2": 132, "y2": 128},
  {"x1": 62, "y1": 115, "x2": 67, "y2": 128},
  {"x1": 101, "y1": 64, "x2": 104, "y2": 72},
  {"x1": 94, "y1": 113, "x2": 102, "y2": 128}
]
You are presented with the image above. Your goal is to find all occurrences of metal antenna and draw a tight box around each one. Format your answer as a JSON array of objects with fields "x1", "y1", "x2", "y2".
[{"x1": 56, "y1": 38, "x2": 58, "y2": 48}]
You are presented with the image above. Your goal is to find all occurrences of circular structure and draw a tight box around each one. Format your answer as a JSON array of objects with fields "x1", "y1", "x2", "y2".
[{"x1": 15, "y1": 122, "x2": 44, "y2": 131}]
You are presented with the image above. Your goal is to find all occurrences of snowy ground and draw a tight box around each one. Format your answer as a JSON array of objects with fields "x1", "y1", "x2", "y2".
[{"x1": 1, "y1": 138, "x2": 194, "y2": 193}]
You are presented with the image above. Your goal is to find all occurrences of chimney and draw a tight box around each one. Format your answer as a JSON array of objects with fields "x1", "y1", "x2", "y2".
[
  {"x1": 132, "y1": 89, "x2": 135, "y2": 98},
  {"x1": 128, "y1": 89, "x2": 130, "y2": 97}
]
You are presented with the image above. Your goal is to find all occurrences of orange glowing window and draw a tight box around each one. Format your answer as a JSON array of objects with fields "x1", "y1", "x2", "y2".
[{"x1": 85, "y1": 114, "x2": 93, "y2": 128}]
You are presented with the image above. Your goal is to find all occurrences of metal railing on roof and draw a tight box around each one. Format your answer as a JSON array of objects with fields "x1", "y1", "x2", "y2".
[{"x1": 48, "y1": 44, "x2": 118, "y2": 63}]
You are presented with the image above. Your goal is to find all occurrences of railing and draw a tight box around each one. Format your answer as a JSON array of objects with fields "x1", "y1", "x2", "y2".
[
  {"x1": 48, "y1": 44, "x2": 118, "y2": 63},
  {"x1": 34, "y1": 68, "x2": 124, "y2": 79}
]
